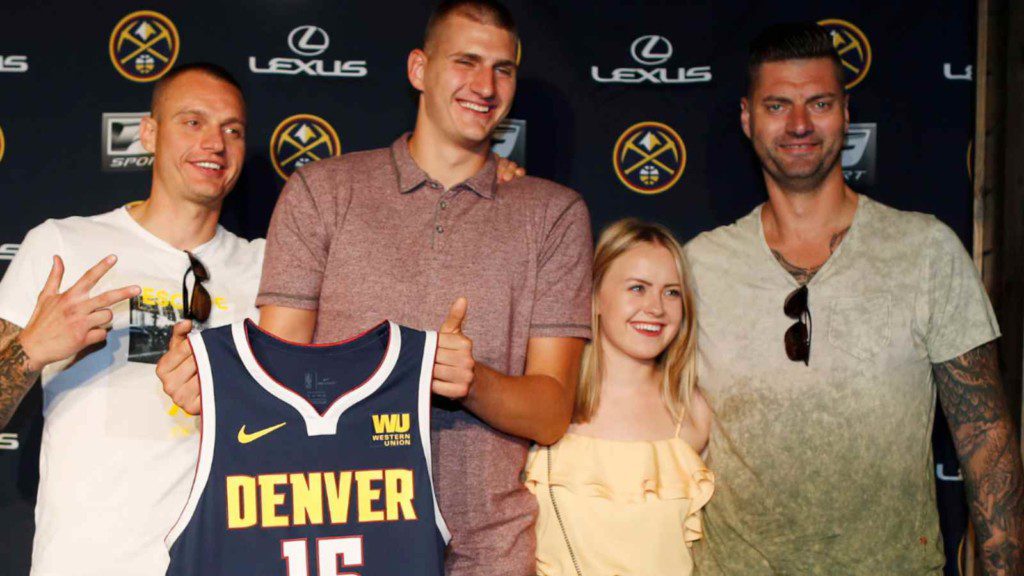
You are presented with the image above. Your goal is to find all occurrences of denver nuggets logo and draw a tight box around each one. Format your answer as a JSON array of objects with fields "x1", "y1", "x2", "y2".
[
  {"x1": 817, "y1": 19, "x2": 872, "y2": 90},
  {"x1": 613, "y1": 122, "x2": 686, "y2": 195},
  {"x1": 109, "y1": 11, "x2": 180, "y2": 82},
  {"x1": 270, "y1": 114, "x2": 341, "y2": 181},
  {"x1": 0, "y1": 124, "x2": 5, "y2": 164}
]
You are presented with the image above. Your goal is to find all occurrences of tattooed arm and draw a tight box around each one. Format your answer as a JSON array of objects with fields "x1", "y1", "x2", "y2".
[
  {"x1": 0, "y1": 319, "x2": 39, "y2": 429},
  {"x1": 0, "y1": 255, "x2": 140, "y2": 428},
  {"x1": 934, "y1": 341, "x2": 1024, "y2": 575}
]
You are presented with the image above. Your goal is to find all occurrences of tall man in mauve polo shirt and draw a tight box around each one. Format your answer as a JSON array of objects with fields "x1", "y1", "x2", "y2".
[{"x1": 253, "y1": 2, "x2": 591, "y2": 574}]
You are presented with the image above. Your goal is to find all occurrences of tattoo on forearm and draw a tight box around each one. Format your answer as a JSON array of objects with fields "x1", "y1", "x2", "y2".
[
  {"x1": 934, "y1": 341, "x2": 1024, "y2": 574},
  {"x1": 771, "y1": 227, "x2": 850, "y2": 285},
  {"x1": 0, "y1": 320, "x2": 40, "y2": 428}
]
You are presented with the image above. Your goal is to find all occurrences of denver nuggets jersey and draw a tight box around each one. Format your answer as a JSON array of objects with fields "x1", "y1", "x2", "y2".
[{"x1": 165, "y1": 319, "x2": 449, "y2": 576}]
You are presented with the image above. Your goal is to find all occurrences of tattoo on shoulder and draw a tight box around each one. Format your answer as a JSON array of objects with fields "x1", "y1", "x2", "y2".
[{"x1": 933, "y1": 341, "x2": 1024, "y2": 573}]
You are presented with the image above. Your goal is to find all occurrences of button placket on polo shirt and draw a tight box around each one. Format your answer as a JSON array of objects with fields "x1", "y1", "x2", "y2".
[{"x1": 430, "y1": 182, "x2": 460, "y2": 250}]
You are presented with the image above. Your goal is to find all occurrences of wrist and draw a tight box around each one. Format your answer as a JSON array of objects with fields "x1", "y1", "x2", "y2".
[{"x1": 15, "y1": 332, "x2": 46, "y2": 373}]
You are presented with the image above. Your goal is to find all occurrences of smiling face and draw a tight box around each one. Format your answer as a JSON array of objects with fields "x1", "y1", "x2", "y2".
[
  {"x1": 409, "y1": 13, "x2": 517, "y2": 151},
  {"x1": 141, "y1": 70, "x2": 246, "y2": 206},
  {"x1": 741, "y1": 58, "x2": 848, "y2": 192},
  {"x1": 595, "y1": 241, "x2": 684, "y2": 366}
]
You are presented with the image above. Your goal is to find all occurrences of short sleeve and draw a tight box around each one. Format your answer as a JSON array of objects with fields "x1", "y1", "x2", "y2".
[
  {"x1": 530, "y1": 196, "x2": 592, "y2": 340},
  {"x1": 256, "y1": 170, "x2": 332, "y2": 311},
  {"x1": 0, "y1": 221, "x2": 63, "y2": 328},
  {"x1": 923, "y1": 221, "x2": 999, "y2": 363}
]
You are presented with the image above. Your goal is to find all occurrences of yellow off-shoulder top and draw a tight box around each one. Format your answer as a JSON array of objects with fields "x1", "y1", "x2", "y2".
[{"x1": 524, "y1": 433, "x2": 714, "y2": 576}]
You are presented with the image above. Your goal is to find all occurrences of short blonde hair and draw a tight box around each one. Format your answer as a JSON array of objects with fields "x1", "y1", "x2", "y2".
[{"x1": 575, "y1": 218, "x2": 698, "y2": 423}]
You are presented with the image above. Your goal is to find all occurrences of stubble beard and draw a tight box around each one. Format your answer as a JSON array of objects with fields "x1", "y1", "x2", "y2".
[{"x1": 757, "y1": 137, "x2": 843, "y2": 194}]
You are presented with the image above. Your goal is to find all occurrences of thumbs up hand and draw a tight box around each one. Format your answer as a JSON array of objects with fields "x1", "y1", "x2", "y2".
[{"x1": 432, "y1": 297, "x2": 474, "y2": 399}]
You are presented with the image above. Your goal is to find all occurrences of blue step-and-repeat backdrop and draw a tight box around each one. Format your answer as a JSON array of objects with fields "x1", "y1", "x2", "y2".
[{"x1": 0, "y1": 1, "x2": 977, "y2": 574}]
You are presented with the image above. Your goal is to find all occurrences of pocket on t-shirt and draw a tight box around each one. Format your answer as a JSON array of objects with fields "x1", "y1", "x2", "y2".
[{"x1": 827, "y1": 293, "x2": 892, "y2": 360}]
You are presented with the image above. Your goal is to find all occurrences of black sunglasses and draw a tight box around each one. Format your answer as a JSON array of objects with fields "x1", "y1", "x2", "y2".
[
  {"x1": 784, "y1": 285, "x2": 812, "y2": 365},
  {"x1": 182, "y1": 251, "x2": 211, "y2": 323}
]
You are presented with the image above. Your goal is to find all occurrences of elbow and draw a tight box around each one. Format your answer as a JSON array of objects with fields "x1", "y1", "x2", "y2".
[{"x1": 533, "y1": 393, "x2": 573, "y2": 446}]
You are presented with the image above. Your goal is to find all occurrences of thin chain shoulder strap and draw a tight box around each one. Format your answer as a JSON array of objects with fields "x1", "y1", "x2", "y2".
[{"x1": 547, "y1": 446, "x2": 584, "y2": 576}]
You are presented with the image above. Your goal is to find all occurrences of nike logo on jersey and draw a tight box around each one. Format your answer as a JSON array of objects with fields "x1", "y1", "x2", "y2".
[{"x1": 237, "y1": 422, "x2": 287, "y2": 444}]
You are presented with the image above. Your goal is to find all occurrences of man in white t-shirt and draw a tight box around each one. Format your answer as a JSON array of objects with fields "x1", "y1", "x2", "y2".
[
  {"x1": 686, "y1": 23, "x2": 1023, "y2": 574},
  {"x1": 0, "y1": 63, "x2": 264, "y2": 576}
]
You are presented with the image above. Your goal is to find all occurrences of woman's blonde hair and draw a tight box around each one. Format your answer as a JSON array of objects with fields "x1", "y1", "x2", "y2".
[{"x1": 575, "y1": 218, "x2": 698, "y2": 423}]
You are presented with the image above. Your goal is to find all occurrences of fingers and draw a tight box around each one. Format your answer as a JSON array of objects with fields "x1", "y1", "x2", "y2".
[
  {"x1": 40, "y1": 255, "x2": 65, "y2": 297},
  {"x1": 496, "y1": 159, "x2": 526, "y2": 183},
  {"x1": 179, "y1": 383, "x2": 202, "y2": 416},
  {"x1": 431, "y1": 379, "x2": 470, "y2": 399},
  {"x1": 83, "y1": 285, "x2": 141, "y2": 312},
  {"x1": 83, "y1": 327, "x2": 111, "y2": 348},
  {"x1": 167, "y1": 374, "x2": 201, "y2": 416},
  {"x1": 69, "y1": 255, "x2": 118, "y2": 296},
  {"x1": 432, "y1": 363, "x2": 474, "y2": 387},
  {"x1": 432, "y1": 331, "x2": 474, "y2": 400},
  {"x1": 157, "y1": 323, "x2": 195, "y2": 375},
  {"x1": 439, "y1": 297, "x2": 468, "y2": 334},
  {"x1": 159, "y1": 346, "x2": 199, "y2": 413},
  {"x1": 168, "y1": 320, "x2": 193, "y2": 350},
  {"x1": 84, "y1": 308, "x2": 114, "y2": 329}
]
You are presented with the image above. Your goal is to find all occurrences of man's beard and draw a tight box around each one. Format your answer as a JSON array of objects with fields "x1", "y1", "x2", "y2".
[{"x1": 757, "y1": 139, "x2": 842, "y2": 193}]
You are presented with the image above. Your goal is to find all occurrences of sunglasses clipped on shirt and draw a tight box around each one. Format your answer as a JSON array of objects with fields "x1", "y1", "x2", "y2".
[
  {"x1": 182, "y1": 251, "x2": 211, "y2": 323},
  {"x1": 784, "y1": 284, "x2": 812, "y2": 365}
]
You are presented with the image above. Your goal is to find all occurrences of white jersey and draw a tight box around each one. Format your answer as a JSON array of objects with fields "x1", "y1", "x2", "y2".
[{"x1": 0, "y1": 206, "x2": 264, "y2": 576}]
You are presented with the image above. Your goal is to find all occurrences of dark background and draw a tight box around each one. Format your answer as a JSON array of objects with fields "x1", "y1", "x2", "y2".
[{"x1": 0, "y1": 1, "x2": 976, "y2": 574}]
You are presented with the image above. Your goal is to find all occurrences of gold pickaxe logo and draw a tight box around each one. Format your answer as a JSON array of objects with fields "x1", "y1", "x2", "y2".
[
  {"x1": 612, "y1": 121, "x2": 686, "y2": 195},
  {"x1": 817, "y1": 19, "x2": 872, "y2": 90},
  {"x1": 109, "y1": 11, "x2": 180, "y2": 83},
  {"x1": 270, "y1": 114, "x2": 341, "y2": 181}
]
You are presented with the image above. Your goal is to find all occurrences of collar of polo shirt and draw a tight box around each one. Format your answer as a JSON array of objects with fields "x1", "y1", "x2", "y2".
[{"x1": 391, "y1": 133, "x2": 498, "y2": 199}]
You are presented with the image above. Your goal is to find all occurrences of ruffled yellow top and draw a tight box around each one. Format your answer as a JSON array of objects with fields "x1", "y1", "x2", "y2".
[{"x1": 524, "y1": 433, "x2": 714, "y2": 576}]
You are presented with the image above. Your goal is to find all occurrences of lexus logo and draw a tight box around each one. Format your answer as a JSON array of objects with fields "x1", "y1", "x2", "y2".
[
  {"x1": 630, "y1": 35, "x2": 672, "y2": 66},
  {"x1": 288, "y1": 26, "x2": 329, "y2": 57}
]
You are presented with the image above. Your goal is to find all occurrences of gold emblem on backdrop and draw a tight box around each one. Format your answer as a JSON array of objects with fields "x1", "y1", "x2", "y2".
[
  {"x1": 109, "y1": 10, "x2": 180, "y2": 82},
  {"x1": 613, "y1": 122, "x2": 686, "y2": 195},
  {"x1": 270, "y1": 114, "x2": 341, "y2": 181},
  {"x1": 817, "y1": 19, "x2": 872, "y2": 90}
]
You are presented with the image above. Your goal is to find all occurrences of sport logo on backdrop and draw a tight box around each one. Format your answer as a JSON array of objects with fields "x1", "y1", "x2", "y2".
[
  {"x1": 491, "y1": 119, "x2": 526, "y2": 168},
  {"x1": 842, "y1": 123, "x2": 876, "y2": 187},
  {"x1": 250, "y1": 25, "x2": 368, "y2": 77},
  {"x1": 612, "y1": 122, "x2": 686, "y2": 195},
  {"x1": 270, "y1": 114, "x2": 341, "y2": 180},
  {"x1": 817, "y1": 19, "x2": 871, "y2": 90},
  {"x1": 109, "y1": 10, "x2": 179, "y2": 82},
  {"x1": 0, "y1": 123, "x2": 5, "y2": 163},
  {"x1": 0, "y1": 55, "x2": 28, "y2": 73},
  {"x1": 592, "y1": 35, "x2": 712, "y2": 85},
  {"x1": 101, "y1": 113, "x2": 154, "y2": 171}
]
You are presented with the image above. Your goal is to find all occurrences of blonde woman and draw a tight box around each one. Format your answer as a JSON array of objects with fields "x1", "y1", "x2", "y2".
[{"x1": 525, "y1": 219, "x2": 714, "y2": 576}]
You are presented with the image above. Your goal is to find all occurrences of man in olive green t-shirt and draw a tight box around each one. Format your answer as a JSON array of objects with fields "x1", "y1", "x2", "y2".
[{"x1": 686, "y1": 23, "x2": 1023, "y2": 575}]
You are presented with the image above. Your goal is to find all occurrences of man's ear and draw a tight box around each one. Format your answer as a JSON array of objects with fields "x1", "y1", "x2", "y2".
[
  {"x1": 740, "y1": 97, "x2": 752, "y2": 140},
  {"x1": 408, "y1": 49, "x2": 427, "y2": 92},
  {"x1": 140, "y1": 114, "x2": 157, "y2": 154}
]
